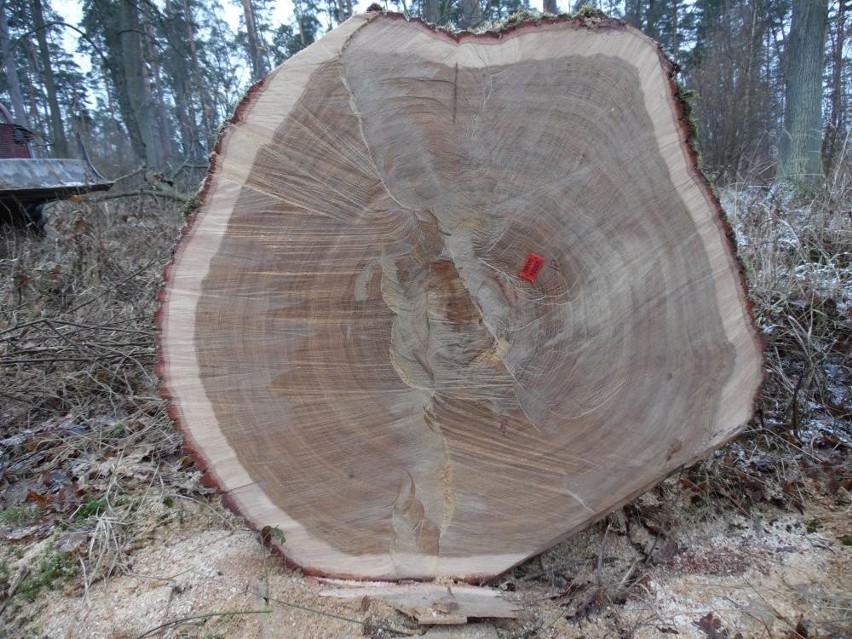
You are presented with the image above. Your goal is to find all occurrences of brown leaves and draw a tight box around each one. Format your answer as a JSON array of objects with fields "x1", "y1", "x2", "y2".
[
  {"x1": 786, "y1": 616, "x2": 811, "y2": 639},
  {"x1": 693, "y1": 612, "x2": 743, "y2": 639},
  {"x1": 1, "y1": 430, "x2": 83, "y2": 534},
  {"x1": 72, "y1": 216, "x2": 89, "y2": 234},
  {"x1": 0, "y1": 412, "x2": 185, "y2": 550}
]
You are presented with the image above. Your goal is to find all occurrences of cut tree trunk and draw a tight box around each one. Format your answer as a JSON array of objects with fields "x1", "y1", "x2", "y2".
[{"x1": 158, "y1": 13, "x2": 763, "y2": 581}]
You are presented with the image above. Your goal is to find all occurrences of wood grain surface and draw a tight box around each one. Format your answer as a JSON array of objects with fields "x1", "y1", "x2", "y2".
[{"x1": 158, "y1": 12, "x2": 763, "y2": 580}]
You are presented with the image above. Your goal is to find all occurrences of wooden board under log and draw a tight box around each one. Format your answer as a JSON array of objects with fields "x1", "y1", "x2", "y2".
[{"x1": 157, "y1": 12, "x2": 763, "y2": 581}]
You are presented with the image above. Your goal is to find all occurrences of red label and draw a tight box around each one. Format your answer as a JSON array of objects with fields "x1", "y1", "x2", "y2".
[{"x1": 519, "y1": 253, "x2": 544, "y2": 283}]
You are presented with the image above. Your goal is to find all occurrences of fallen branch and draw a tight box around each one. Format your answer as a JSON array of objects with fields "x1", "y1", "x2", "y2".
[
  {"x1": 89, "y1": 186, "x2": 191, "y2": 203},
  {"x1": 132, "y1": 609, "x2": 271, "y2": 639}
]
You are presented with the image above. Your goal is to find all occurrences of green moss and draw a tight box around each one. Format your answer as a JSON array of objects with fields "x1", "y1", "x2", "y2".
[
  {"x1": 806, "y1": 518, "x2": 822, "y2": 533},
  {"x1": 791, "y1": 180, "x2": 818, "y2": 201},
  {"x1": 74, "y1": 495, "x2": 107, "y2": 522},
  {"x1": 838, "y1": 535, "x2": 852, "y2": 546},
  {"x1": 17, "y1": 551, "x2": 77, "y2": 601},
  {"x1": 576, "y1": 4, "x2": 606, "y2": 19},
  {"x1": 499, "y1": 10, "x2": 542, "y2": 28},
  {"x1": 673, "y1": 82, "x2": 699, "y2": 145},
  {"x1": 183, "y1": 202, "x2": 197, "y2": 219},
  {"x1": 0, "y1": 503, "x2": 42, "y2": 526},
  {"x1": 0, "y1": 558, "x2": 10, "y2": 594},
  {"x1": 109, "y1": 421, "x2": 127, "y2": 438}
]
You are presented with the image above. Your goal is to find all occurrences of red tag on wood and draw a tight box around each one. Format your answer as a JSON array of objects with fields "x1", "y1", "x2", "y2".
[{"x1": 519, "y1": 253, "x2": 544, "y2": 283}]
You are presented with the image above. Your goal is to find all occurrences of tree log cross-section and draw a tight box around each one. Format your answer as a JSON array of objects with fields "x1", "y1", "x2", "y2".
[{"x1": 157, "y1": 12, "x2": 763, "y2": 581}]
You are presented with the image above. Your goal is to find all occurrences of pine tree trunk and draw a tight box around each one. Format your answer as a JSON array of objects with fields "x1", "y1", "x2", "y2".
[
  {"x1": 0, "y1": 0, "x2": 29, "y2": 127},
  {"x1": 182, "y1": 0, "x2": 214, "y2": 157},
  {"x1": 424, "y1": 0, "x2": 440, "y2": 23},
  {"x1": 240, "y1": 0, "x2": 268, "y2": 80},
  {"x1": 142, "y1": 14, "x2": 174, "y2": 166},
  {"x1": 778, "y1": 0, "x2": 829, "y2": 185},
  {"x1": 30, "y1": 0, "x2": 67, "y2": 156},
  {"x1": 118, "y1": 0, "x2": 161, "y2": 167},
  {"x1": 91, "y1": 0, "x2": 151, "y2": 164},
  {"x1": 670, "y1": 0, "x2": 678, "y2": 63},
  {"x1": 623, "y1": 0, "x2": 642, "y2": 31},
  {"x1": 823, "y1": 0, "x2": 846, "y2": 176}
]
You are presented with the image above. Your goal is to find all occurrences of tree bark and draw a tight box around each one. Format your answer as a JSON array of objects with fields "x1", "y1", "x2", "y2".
[
  {"x1": 142, "y1": 11, "x2": 175, "y2": 166},
  {"x1": 183, "y1": 0, "x2": 214, "y2": 154},
  {"x1": 823, "y1": 0, "x2": 847, "y2": 176},
  {"x1": 424, "y1": 0, "x2": 441, "y2": 23},
  {"x1": 158, "y1": 14, "x2": 763, "y2": 581},
  {"x1": 670, "y1": 0, "x2": 678, "y2": 63},
  {"x1": 778, "y1": 0, "x2": 829, "y2": 185},
  {"x1": 30, "y1": 0, "x2": 68, "y2": 156},
  {"x1": 458, "y1": 0, "x2": 482, "y2": 28},
  {"x1": 543, "y1": 0, "x2": 558, "y2": 14},
  {"x1": 623, "y1": 0, "x2": 642, "y2": 30},
  {"x1": 88, "y1": 0, "x2": 154, "y2": 165},
  {"x1": 118, "y1": 0, "x2": 161, "y2": 166},
  {"x1": 240, "y1": 0, "x2": 268, "y2": 80},
  {"x1": 0, "y1": 0, "x2": 29, "y2": 127}
]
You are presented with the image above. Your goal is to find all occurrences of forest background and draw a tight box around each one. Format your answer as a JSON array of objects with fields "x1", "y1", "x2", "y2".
[{"x1": 0, "y1": 0, "x2": 849, "y2": 191}]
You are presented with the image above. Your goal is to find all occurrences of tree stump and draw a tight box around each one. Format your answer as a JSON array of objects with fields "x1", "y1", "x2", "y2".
[{"x1": 157, "y1": 12, "x2": 763, "y2": 580}]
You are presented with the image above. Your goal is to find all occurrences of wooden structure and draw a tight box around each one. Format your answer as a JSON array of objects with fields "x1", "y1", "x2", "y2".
[
  {"x1": 0, "y1": 103, "x2": 112, "y2": 232},
  {"x1": 158, "y1": 12, "x2": 763, "y2": 580}
]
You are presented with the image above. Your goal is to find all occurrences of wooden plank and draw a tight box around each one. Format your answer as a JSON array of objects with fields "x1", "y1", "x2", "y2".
[{"x1": 320, "y1": 582, "x2": 519, "y2": 625}]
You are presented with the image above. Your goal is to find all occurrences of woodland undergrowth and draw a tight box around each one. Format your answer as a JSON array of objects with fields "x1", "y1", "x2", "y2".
[
  {"x1": 0, "y1": 161, "x2": 848, "y2": 636},
  {"x1": 0, "y1": 193, "x2": 194, "y2": 629}
]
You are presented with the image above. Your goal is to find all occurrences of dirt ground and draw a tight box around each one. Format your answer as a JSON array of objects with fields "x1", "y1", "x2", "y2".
[{"x1": 3, "y1": 459, "x2": 849, "y2": 639}]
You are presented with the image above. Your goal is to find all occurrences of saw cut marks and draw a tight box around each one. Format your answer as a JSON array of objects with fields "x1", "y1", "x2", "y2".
[{"x1": 158, "y1": 13, "x2": 763, "y2": 580}]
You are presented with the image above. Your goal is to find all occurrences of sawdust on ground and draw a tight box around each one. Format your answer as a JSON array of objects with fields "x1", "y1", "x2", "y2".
[{"x1": 6, "y1": 482, "x2": 849, "y2": 639}]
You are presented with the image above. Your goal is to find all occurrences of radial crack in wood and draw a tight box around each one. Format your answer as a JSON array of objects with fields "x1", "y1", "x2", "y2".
[{"x1": 157, "y1": 13, "x2": 763, "y2": 581}]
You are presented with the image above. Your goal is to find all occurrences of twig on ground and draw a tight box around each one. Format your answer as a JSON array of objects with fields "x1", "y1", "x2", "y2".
[{"x1": 132, "y1": 609, "x2": 272, "y2": 639}]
